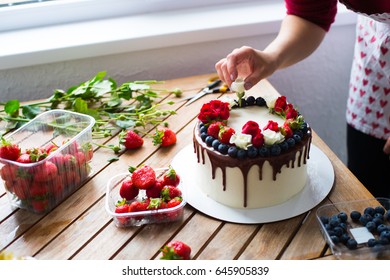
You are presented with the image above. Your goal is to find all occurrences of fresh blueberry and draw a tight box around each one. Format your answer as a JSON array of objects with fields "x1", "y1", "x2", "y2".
[
  {"x1": 294, "y1": 129, "x2": 303, "y2": 138},
  {"x1": 339, "y1": 222, "x2": 347, "y2": 231},
  {"x1": 319, "y1": 216, "x2": 329, "y2": 225},
  {"x1": 346, "y1": 238, "x2": 358, "y2": 250},
  {"x1": 255, "y1": 97, "x2": 266, "y2": 107},
  {"x1": 270, "y1": 145, "x2": 281, "y2": 156},
  {"x1": 373, "y1": 216, "x2": 384, "y2": 226},
  {"x1": 246, "y1": 96, "x2": 256, "y2": 106},
  {"x1": 359, "y1": 213, "x2": 372, "y2": 226},
  {"x1": 286, "y1": 137, "x2": 295, "y2": 148},
  {"x1": 218, "y1": 144, "x2": 229, "y2": 155},
  {"x1": 379, "y1": 230, "x2": 390, "y2": 240},
  {"x1": 377, "y1": 224, "x2": 388, "y2": 234},
  {"x1": 240, "y1": 99, "x2": 247, "y2": 107},
  {"x1": 200, "y1": 125, "x2": 208, "y2": 134},
  {"x1": 340, "y1": 233, "x2": 350, "y2": 244},
  {"x1": 324, "y1": 224, "x2": 332, "y2": 231},
  {"x1": 301, "y1": 122, "x2": 308, "y2": 134},
  {"x1": 366, "y1": 221, "x2": 376, "y2": 232},
  {"x1": 205, "y1": 136, "x2": 215, "y2": 147},
  {"x1": 330, "y1": 235, "x2": 340, "y2": 244},
  {"x1": 237, "y1": 149, "x2": 247, "y2": 159},
  {"x1": 247, "y1": 146, "x2": 258, "y2": 158},
  {"x1": 364, "y1": 207, "x2": 376, "y2": 217},
  {"x1": 367, "y1": 238, "x2": 377, "y2": 247},
  {"x1": 258, "y1": 146, "x2": 270, "y2": 157},
  {"x1": 212, "y1": 139, "x2": 221, "y2": 150},
  {"x1": 350, "y1": 210, "x2": 361, "y2": 221},
  {"x1": 200, "y1": 132, "x2": 208, "y2": 141},
  {"x1": 227, "y1": 146, "x2": 238, "y2": 158},
  {"x1": 338, "y1": 212, "x2": 348, "y2": 222},
  {"x1": 293, "y1": 134, "x2": 301, "y2": 143},
  {"x1": 374, "y1": 206, "x2": 386, "y2": 215},
  {"x1": 329, "y1": 215, "x2": 341, "y2": 227},
  {"x1": 279, "y1": 141, "x2": 289, "y2": 152},
  {"x1": 333, "y1": 226, "x2": 344, "y2": 237}
]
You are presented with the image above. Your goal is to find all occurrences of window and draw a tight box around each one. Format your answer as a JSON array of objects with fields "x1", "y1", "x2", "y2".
[{"x1": 0, "y1": 0, "x2": 276, "y2": 32}]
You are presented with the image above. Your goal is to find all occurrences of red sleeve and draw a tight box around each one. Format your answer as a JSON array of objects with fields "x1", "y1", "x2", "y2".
[{"x1": 285, "y1": 0, "x2": 338, "y2": 32}]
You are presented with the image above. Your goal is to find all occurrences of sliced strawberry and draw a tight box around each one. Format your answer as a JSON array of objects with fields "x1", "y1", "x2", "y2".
[
  {"x1": 119, "y1": 178, "x2": 139, "y2": 200},
  {"x1": 130, "y1": 165, "x2": 156, "y2": 189},
  {"x1": 120, "y1": 130, "x2": 144, "y2": 149}
]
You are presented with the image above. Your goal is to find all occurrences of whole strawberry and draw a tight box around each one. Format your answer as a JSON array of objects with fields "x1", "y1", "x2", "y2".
[
  {"x1": 120, "y1": 130, "x2": 144, "y2": 149},
  {"x1": 153, "y1": 128, "x2": 177, "y2": 147},
  {"x1": 119, "y1": 178, "x2": 139, "y2": 200},
  {"x1": 161, "y1": 166, "x2": 180, "y2": 187},
  {"x1": 160, "y1": 241, "x2": 191, "y2": 260},
  {"x1": 161, "y1": 185, "x2": 182, "y2": 202},
  {"x1": 218, "y1": 126, "x2": 235, "y2": 144},
  {"x1": 207, "y1": 121, "x2": 224, "y2": 138},
  {"x1": 0, "y1": 137, "x2": 21, "y2": 161},
  {"x1": 130, "y1": 165, "x2": 156, "y2": 189}
]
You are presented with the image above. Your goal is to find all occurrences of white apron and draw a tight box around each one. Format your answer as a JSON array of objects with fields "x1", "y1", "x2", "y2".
[{"x1": 346, "y1": 13, "x2": 390, "y2": 140}]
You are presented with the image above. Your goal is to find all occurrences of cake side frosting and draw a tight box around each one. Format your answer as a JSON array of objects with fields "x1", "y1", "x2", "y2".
[{"x1": 192, "y1": 94, "x2": 312, "y2": 209}]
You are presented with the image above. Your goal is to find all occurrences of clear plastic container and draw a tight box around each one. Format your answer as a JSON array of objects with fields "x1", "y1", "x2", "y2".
[
  {"x1": 0, "y1": 109, "x2": 95, "y2": 214},
  {"x1": 316, "y1": 198, "x2": 390, "y2": 259},
  {"x1": 105, "y1": 168, "x2": 186, "y2": 227}
]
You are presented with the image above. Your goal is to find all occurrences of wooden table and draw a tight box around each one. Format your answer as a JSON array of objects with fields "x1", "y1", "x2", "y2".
[{"x1": 0, "y1": 73, "x2": 374, "y2": 260}]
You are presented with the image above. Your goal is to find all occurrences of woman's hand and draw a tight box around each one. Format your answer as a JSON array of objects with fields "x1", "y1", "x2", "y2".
[
  {"x1": 215, "y1": 15, "x2": 326, "y2": 90},
  {"x1": 215, "y1": 46, "x2": 279, "y2": 90}
]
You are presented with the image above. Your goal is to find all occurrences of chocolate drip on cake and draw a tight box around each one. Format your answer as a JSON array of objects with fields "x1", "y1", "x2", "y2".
[{"x1": 193, "y1": 126, "x2": 312, "y2": 207}]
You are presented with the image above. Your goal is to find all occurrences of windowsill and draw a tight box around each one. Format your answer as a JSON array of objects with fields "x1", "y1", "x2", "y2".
[{"x1": 0, "y1": 2, "x2": 356, "y2": 71}]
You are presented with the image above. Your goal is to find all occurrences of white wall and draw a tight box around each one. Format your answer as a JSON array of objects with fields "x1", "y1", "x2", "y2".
[{"x1": 0, "y1": 23, "x2": 355, "y2": 164}]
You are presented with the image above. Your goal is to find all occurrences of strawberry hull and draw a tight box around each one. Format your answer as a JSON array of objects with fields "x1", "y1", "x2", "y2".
[
  {"x1": 0, "y1": 110, "x2": 95, "y2": 214},
  {"x1": 105, "y1": 168, "x2": 186, "y2": 227}
]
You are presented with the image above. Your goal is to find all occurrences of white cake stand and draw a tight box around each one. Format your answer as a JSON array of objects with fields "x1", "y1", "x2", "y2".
[{"x1": 171, "y1": 144, "x2": 334, "y2": 224}]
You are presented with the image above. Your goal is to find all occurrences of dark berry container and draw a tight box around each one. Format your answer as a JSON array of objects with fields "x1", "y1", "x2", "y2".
[{"x1": 316, "y1": 198, "x2": 390, "y2": 259}]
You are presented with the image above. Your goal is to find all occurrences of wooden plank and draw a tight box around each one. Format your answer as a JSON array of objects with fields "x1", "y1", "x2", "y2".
[
  {"x1": 112, "y1": 208, "x2": 199, "y2": 260},
  {"x1": 238, "y1": 215, "x2": 305, "y2": 260},
  {"x1": 280, "y1": 199, "x2": 331, "y2": 260},
  {"x1": 196, "y1": 223, "x2": 258, "y2": 260},
  {"x1": 152, "y1": 211, "x2": 223, "y2": 260},
  {"x1": 74, "y1": 207, "x2": 194, "y2": 260}
]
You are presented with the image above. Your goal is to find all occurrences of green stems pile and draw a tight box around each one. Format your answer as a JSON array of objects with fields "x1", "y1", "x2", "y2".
[{"x1": 0, "y1": 71, "x2": 181, "y2": 138}]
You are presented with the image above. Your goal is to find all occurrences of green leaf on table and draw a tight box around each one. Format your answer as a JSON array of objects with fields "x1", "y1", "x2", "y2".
[
  {"x1": 22, "y1": 105, "x2": 41, "y2": 119},
  {"x1": 116, "y1": 119, "x2": 136, "y2": 129},
  {"x1": 91, "y1": 80, "x2": 113, "y2": 97},
  {"x1": 4, "y1": 100, "x2": 20, "y2": 117}
]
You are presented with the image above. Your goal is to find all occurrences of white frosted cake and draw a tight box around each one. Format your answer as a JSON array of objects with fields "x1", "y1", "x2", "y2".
[{"x1": 192, "y1": 92, "x2": 311, "y2": 209}]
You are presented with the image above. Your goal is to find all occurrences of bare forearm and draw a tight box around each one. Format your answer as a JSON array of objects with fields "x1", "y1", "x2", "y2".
[{"x1": 265, "y1": 15, "x2": 327, "y2": 70}]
